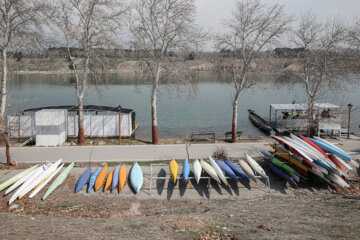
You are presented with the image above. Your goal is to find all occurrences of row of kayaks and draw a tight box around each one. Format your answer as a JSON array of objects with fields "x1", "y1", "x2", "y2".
[
  {"x1": 168, "y1": 155, "x2": 268, "y2": 186},
  {"x1": 0, "y1": 159, "x2": 74, "y2": 205},
  {"x1": 262, "y1": 134, "x2": 358, "y2": 188},
  {"x1": 74, "y1": 162, "x2": 143, "y2": 194}
]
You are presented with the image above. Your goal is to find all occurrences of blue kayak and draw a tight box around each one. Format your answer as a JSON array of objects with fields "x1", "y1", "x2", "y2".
[
  {"x1": 224, "y1": 158, "x2": 250, "y2": 183},
  {"x1": 266, "y1": 159, "x2": 297, "y2": 188},
  {"x1": 130, "y1": 162, "x2": 143, "y2": 193},
  {"x1": 111, "y1": 164, "x2": 121, "y2": 192},
  {"x1": 313, "y1": 159, "x2": 331, "y2": 171},
  {"x1": 87, "y1": 167, "x2": 101, "y2": 192},
  {"x1": 183, "y1": 157, "x2": 190, "y2": 181},
  {"x1": 308, "y1": 137, "x2": 351, "y2": 161},
  {"x1": 75, "y1": 165, "x2": 92, "y2": 193},
  {"x1": 215, "y1": 158, "x2": 239, "y2": 182}
]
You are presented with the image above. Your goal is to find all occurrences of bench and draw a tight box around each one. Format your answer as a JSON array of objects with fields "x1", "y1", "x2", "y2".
[
  {"x1": 225, "y1": 131, "x2": 243, "y2": 139},
  {"x1": 190, "y1": 131, "x2": 215, "y2": 143}
]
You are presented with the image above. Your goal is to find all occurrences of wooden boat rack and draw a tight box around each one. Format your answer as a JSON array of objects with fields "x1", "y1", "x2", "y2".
[{"x1": 148, "y1": 163, "x2": 271, "y2": 196}]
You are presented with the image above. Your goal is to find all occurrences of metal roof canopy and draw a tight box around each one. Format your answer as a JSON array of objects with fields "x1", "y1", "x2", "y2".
[
  {"x1": 270, "y1": 103, "x2": 339, "y2": 111},
  {"x1": 22, "y1": 105, "x2": 134, "y2": 114}
]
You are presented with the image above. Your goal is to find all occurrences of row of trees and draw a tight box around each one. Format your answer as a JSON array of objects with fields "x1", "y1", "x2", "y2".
[{"x1": 0, "y1": 0, "x2": 360, "y2": 161}]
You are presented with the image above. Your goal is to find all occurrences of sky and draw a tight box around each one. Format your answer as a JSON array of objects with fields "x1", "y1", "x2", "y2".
[{"x1": 195, "y1": 0, "x2": 360, "y2": 49}]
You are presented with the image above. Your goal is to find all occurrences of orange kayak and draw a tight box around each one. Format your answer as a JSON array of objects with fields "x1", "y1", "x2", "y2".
[
  {"x1": 94, "y1": 164, "x2": 108, "y2": 191},
  {"x1": 118, "y1": 164, "x2": 127, "y2": 192},
  {"x1": 104, "y1": 166, "x2": 115, "y2": 191}
]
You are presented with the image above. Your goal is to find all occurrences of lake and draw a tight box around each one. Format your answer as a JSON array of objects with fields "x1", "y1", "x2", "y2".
[{"x1": 7, "y1": 72, "x2": 360, "y2": 139}]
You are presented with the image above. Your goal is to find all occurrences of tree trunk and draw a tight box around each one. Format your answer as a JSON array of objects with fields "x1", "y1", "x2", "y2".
[
  {"x1": 307, "y1": 98, "x2": 316, "y2": 137},
  {"x1": 77, "y1": 96, "x2": 85, "y2": 145},
  {"x1": 0, "y1": 45, "x2": 7, "y2": 147},
  {"x1": 151, "y1": 65, "x2": 161, "y2": 144},
  {"x1": 231, "y1": 91, "x2": 240, "y2": 143},
  {"x1": 5, "y1": 132, "x2": 12, "y2": 165}
]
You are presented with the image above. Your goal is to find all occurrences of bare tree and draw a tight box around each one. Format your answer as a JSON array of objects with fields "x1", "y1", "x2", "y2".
[
  {"x1": 347, "y1": 16, "x2": 360, "y2": 49},
  {"x1": 215, "y1": 0, "x2": 290, "y2": 142},
  {"x1": 0, "y1": 0, "x2": 45, "y2": 164},
  {"x1": 48, "y1": 0, "x2": 126, "y2": 145},
  {"x1": 291, "y1": 12, "x2": 346, "y2": 136},
  {"x1": 129, "y1": 0, "x2": 202, "y2": 144}
]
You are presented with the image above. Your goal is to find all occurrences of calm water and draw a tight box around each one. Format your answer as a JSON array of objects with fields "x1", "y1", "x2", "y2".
[{"x1": 7, "y1": 73, "x2": 360, "y2": 138}]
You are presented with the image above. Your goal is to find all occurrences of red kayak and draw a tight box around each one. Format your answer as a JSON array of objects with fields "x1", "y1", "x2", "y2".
[
  {"x1": 327, "y1": 154, "x2": 346, "y2": 173},
  {"x1": 299, "y1": 135, "x2": 328, "y2": 158}
]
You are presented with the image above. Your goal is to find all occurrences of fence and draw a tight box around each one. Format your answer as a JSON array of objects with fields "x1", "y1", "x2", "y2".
[{"x1": 8, "y1": 113, "x2": 133, "y2": 137}]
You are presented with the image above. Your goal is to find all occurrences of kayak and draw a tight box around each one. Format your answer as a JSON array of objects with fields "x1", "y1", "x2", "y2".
[
  {"x1": 169, "y1": 159, "x2": 178, "y2": 184},
  {"x1": 224, "y1": 158, "x2": 250, "y2": 183},
  {"x1": 183, "y1": 157, "x2": 190, "y2": 182},
  {"x1": 111, "y1": 164, "x2": 121, "y2": 192},
  {"x1": 209, "y1": 155, "x2": 229, "y2": 186},
  {"x1": 104, "y1": 166, "x2": 116, "y2": 191},
  {"x1": 118, "y1": 164, "x2": 127, "y2": 192},
  {"x1": 271, "y1": 152, "x2": 308, "y2": 177},
  {"x1": 9, "y1": 163, "x2": 51, "y2": 204},
  {"x1": 192, "y1": 159, "x2": 202, "y2": 184},
  {"x1": 270, "y1": 144, "x2": 308, "y2": 172},
  {"x1": 5, "y1": 164, "x2": 45, "y2": 195},
  {"x1": 75, "y1": 165, "x2": 92, "y2": 193},
  {"x1": 238, "y1": 160, "x2": 257, "y2": 182},
  {"x1": 272, "y1": 136, "x2": 317, "y2": 170},
  {"x1": 43, "y1": 162, "x2": 74, "y2": 200},
  {"x1": 200, "y1": 159, "x2": 221, "y2": 184},
  {"x1": 314, "y1": 136, "x2": 352, "y2": 161},
  {"x1": 300, "y1": 135, "x2": 328, "y2": 159},
  {"x1": 310, "y1": 137, "x2": 351, "y2": 162},
  {"x1": 0, "y1": 164, "x2": 38, "y2": 192},
  {"x1": 261, "y1": 152, "x2": 300, "y2": 177},
  {"x1": 130, "y1": 162, "x2": 143, "y2": 193},
  {"x1": 215, "y1": 158, "x2": 238, "y2": 182},
  {"x1": 87, "y1": 167, "x2": 102, "y2": 192},
  {"x1": 266, "y1": 159, "x2": 297, "y2": 188},
  {"x1": 95, "y1": 164, "x2": 108, "y2": 191},
  {"x1": 18, "y1": 159, "x2": 62, "y2": 199},
  {"x1": 245, "y1": 153, "x2": 268, "y2": 178},
  {"x1": 29, "y1": 163, "x2": 64, "y2": 198}
]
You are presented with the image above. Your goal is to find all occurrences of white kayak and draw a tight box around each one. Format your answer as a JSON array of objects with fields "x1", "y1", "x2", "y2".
[
  {"x1": 200, "y1": 159, "x2": 221, "y2": 184},
  {"x1": 245, "y1": 154, "x2": 267, "y2": 178},
  {"x1": 238, "y1": 160, "x2": 257, "y2": 182},
  {"x1": 192, "y1": 159, "x2": 202, "y2": 184},
  {"x1": 18, "y1": 159, "x2": 62, "y2": 199},
  {"x1": 209, "y1": 155, "x2": 229, "y2": 186},
  {"x1": 29, "y1": 163, "x2": 64, "y2": 198},
  {"x1": 9, "y1": 163, "x2": 51, "y2": 204},
  {"x1": 5, "y1": 163, "x2": 46, "y2": 195}
]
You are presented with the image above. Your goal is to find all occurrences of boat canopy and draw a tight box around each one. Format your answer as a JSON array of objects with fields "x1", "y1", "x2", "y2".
[
  {"x1": 22, "y1": 105, "x2": 134, "y2": 114},
  {"x1": 270, "y1": 103, "x2": 339, "y2": 111}
]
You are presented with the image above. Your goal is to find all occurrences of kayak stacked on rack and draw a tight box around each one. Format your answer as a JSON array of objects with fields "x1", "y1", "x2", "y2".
[
  {"x1": 0, "y1": 159, "x2": 75, "y2": 205},
  {"x1": 265, "y1": 134, "x2": 358, "y2": 188}
]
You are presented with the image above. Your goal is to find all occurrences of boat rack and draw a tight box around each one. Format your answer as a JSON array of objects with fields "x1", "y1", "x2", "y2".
[{"x1": 149, "y1": 163, "x2": 271, "y2": 196}]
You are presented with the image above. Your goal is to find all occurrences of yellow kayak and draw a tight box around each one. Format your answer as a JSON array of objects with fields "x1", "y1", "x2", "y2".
[
  {"x1": 169, "y1": 159, "x2": 178, "y2": 183},
  {"x1": 95, "y1": 164, "x2": 108, "y2": 191},
  {"x1": 104, "y1": 166, "x2": 116, "y2": 191},
  {"x1": 270, "y1": 144, "x2": 308, "y2": 172}
]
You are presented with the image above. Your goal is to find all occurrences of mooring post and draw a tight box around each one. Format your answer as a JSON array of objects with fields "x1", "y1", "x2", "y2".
[
  {"x1": 347, "y1": 103, "x2": 352, "y2": 139},
  {"x1": 118, "y1": 105, "x2": 121, "y2": 144}
]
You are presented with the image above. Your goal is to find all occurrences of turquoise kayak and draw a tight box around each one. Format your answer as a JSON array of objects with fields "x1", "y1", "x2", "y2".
[
  {"x1": 87, "y1": 167, "x2": 101, "y2": 193},
  {"x1": 130, "y1": 162, "x2": 143, "y2": 193},
  {"x1": 183, "y1": 157, "x2": 190, "y2": 181}
]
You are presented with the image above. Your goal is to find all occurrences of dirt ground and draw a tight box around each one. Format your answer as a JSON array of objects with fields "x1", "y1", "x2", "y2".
[{"x1": 0, "y1": 168, "x2": 359, "y2": 240}]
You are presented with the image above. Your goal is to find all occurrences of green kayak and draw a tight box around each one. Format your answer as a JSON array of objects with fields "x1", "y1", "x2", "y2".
[
  {"x1": 0, "y1": 165, "x2": 39, "y2": 192},
  {"x1": 43, "y1": 162, "x2": 74, "y2": 200},
  {"x1": 262, "y1": 152, "x2": 300, "y2": 177}
]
